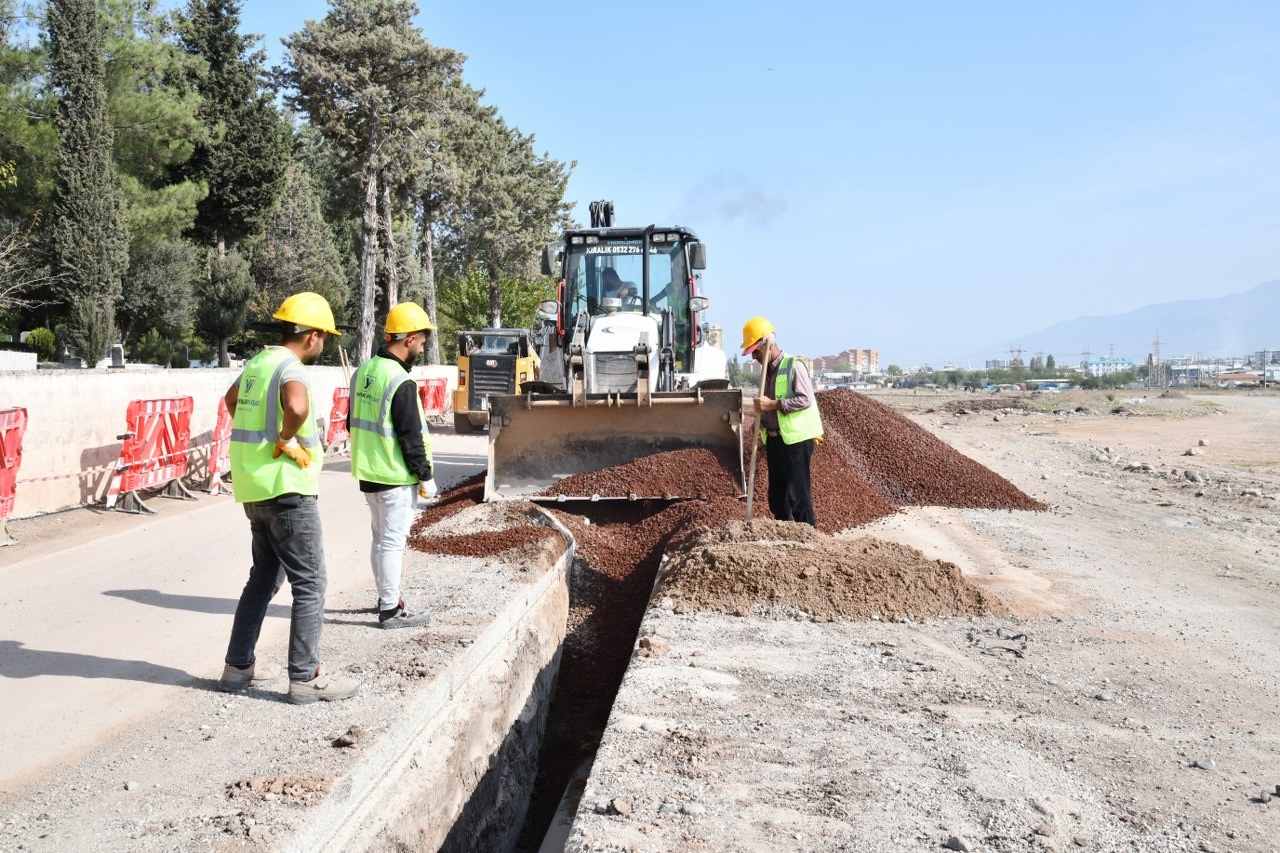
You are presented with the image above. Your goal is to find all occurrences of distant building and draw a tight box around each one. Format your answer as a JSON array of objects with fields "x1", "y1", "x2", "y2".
[
  {"x1": 985, "y1": 359, "x2": 1010, "y2": 370},
  {"x1": 811, "y1": 348, "x2": 878, "y2": 375},
  {"x1": 1084, "y1": 357, "x2": 1135, "y2": 377}
]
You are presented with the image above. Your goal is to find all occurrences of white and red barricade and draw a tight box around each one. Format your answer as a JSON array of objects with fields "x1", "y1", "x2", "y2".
[
  {"x1": 416, "y1": 377, "x2": 449, "y2": 424},
  {"x1": 104, "y1": 397, "x2": 198, "y2": 514},
  {"x1": 206, "y1": 397, "x2": 233, "y2": 495},
  {"x1": 325, "y1": 386, "x2": 351, "y2": 455},
  {"x1": 0, "y1": 406, "x2": 28, "y2": 544}
]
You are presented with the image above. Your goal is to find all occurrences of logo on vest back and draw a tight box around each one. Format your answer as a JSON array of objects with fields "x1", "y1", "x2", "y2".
[{"x1": 245, "y1": 377, "x2": 256, "y2": 393}]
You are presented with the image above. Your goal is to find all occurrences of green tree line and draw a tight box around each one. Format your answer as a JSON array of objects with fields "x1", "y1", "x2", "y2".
[{"x1": 0, "y1": 0, "x2": 572, "y2": 367}]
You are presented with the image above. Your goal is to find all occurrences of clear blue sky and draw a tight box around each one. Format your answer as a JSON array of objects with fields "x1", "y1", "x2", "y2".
[{"x1": 237, "y1": 1, "x2": 1280, "y2": 366}]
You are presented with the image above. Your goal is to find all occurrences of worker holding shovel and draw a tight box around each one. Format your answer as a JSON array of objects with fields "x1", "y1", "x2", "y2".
[{"x1": 742, "y1": 316, "x2": 823, "y2": 527}]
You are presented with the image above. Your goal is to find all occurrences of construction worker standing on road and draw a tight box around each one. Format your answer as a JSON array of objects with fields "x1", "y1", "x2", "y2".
[
  {"x1": 348, "y1": 302, "x2": 437, "y2": 629},
  {"x1": 742, "y1": 317, "x2": 823, "y2": 527},
  {"x1": 219, "y1": 292, "x2": 360, "y2": 704}
]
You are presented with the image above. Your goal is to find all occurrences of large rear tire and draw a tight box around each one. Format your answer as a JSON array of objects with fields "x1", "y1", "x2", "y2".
[{"x1": 454, "y1": 413, "x2": 476, "y2": 434}]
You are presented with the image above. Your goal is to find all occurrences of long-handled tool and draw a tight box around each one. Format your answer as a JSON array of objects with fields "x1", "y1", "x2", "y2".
[{"x1": 745, "y1": 336, "x2": 772, "y2": 522}]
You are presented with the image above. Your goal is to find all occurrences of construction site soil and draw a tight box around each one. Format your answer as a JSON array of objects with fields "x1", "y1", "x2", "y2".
[
  {"x1": 10, "y1": 388, "x2": 1280, "y2": 852},
  {"x1": 403, "y1": 389, "x2": 1045, "y2": 849}
]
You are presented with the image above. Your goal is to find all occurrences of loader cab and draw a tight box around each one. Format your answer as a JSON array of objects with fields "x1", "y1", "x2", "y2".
[{"x1": 551, "y1": 227, "x2": 706, "y2": 372}]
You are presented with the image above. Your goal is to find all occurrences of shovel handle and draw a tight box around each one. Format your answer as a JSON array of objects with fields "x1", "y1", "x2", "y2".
[{"x1": 745, "y1": 358, "x2": 770, "y2": 522}]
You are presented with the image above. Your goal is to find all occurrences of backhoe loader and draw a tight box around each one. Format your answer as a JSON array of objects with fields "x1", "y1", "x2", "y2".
[{"x1": 485, "y1": 201, "x2": 744, "y2": 501}]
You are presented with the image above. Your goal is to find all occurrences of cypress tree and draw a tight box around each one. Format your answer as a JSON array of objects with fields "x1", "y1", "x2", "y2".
[
  {"x1": 178, "y1": 0, "x2": 289, "y2": 253},
  {"x1": 47, "y1": 0, "x2": 129, "y2": 365}
]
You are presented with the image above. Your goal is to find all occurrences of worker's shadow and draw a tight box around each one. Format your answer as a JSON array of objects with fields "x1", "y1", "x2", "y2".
[
  {"x1": 103, "y1": 588, "x2": 290, "y2": 619},
  {"x1": 0, "y1": 640, "x2": 193, "y2": 685}
]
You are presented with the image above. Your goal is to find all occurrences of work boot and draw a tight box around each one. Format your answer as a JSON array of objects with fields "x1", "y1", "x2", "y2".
[
  {"x1": 218, "y1": 659, "x2": 281, "y2": 693},
  {"x1": 288, "y1": 668, "x2": 361, "y2": 705},
  {"x1": 378, "y1": 599, "x2": 431, "y2": 630}
]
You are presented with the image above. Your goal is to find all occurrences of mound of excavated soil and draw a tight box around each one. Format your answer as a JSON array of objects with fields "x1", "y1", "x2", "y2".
[
  {"x1": 411, "y1": 472, "x2": 485, "y2": 529},
  {"x1": 410, "y1": 525, "x2": 560, "y2": 559},
  {"x1": 520, "y1": 389, "x2": 1045, "y2": 534},
  {"x1": 941, "y1": 397, "x2": 1033, "y2": 414},
  {"x1": 659, "y1": 519, "x2": 1004, "y2": 621},
  {"x1": 542, "y1": 446, "x2": 742, "y2": 499},
  {"x1": 746, "y1": 389, "x2": 1047, "y2": 532}
]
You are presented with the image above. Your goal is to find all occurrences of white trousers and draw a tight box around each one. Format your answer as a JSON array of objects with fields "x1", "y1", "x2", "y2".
[{"x1": 365, "y1": 485, "x2": 416, "y2": 611}]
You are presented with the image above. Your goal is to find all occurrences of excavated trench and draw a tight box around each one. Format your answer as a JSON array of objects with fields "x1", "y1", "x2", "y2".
[{"x1": 406, "y1": 389, "x2": 1046, "y2": 852}]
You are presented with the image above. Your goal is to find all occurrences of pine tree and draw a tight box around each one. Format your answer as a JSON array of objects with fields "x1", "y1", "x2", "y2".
[
  {"x1": 250, "y1": 162, "x2": 347, "y2": 320},
  {"x1": 47, "y1": 0, "x2": 130, "y2": 365},
  {"x1": 438, "y1": 102, "x2": 571, "y2": 328},
  {"x1": 282, "y1": 0, "x2": 462, "y2": 362},
  {"x1": 177, "y1": 0, "x2": 289, "y2": 253}
]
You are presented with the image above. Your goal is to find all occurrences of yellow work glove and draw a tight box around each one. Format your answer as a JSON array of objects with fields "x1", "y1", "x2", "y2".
[
  {"x1": 418, "y1": 479, "x2": 438, "y2": 500},
  {"x1": 272, "y1": 437, "x2": 311, "y2": 469}
]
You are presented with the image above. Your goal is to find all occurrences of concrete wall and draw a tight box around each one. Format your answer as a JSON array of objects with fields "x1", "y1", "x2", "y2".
[
  {"x1": 1, "y1": 364, "x2": 457, "y2": 519},
  {"x1": 0, "y1": 351, "x2": 37, "y2": 372},
  {"x1": 287, "y1": 524, "x2": 572, "y2": 853}
]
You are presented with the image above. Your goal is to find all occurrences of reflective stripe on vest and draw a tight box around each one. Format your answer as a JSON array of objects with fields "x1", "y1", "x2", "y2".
[
  {"x1": 229, "y1": 348, "x2": 323, "y2": 502},
  {"x1": 765, "y1": 354, "x2": 824, "y2": 446},
  {"x1": 349, "y1": 356, "x2": 433, "y2": 486}
]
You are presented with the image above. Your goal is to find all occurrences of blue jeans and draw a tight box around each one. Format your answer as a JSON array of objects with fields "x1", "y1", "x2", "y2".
[{"x1": 225, "y1": 495, "x2": 326, "y2": 681}]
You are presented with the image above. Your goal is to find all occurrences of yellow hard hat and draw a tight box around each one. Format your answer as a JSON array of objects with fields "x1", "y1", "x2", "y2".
[
  {"x1": 741, "y1": 316, "x2": 775, "y2": 354},
  {"x1": 385, "y1": 302, "x2": 435, "y2": 335},
  {"x1": 273, "y1": 292, "x2": 340, "y2": 336}
]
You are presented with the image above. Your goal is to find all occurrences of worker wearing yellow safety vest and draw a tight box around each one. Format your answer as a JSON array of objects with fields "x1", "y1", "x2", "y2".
[
  {"x1": 348, "y1": 302, "x2": 437, "y2": 629},
  {"x1": 742, "y1": 316, "x2": 823, "y2": 527},
  {"x1": 219, "y1": 292, "x2": 359, "y2": 704}
]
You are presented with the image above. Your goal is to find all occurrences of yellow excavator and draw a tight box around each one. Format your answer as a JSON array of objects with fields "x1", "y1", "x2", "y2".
[{"x1": 485, "y1": 201, "x2": 745, "y2": 501}]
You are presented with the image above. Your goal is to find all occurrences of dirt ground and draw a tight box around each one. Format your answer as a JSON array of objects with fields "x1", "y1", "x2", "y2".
[
  {"x1": 565, "y1": 389, "x2": 1280, "y2": 853},
  {"x1": 5, "y1": 389, "x2": 1280, "y2": 852}
]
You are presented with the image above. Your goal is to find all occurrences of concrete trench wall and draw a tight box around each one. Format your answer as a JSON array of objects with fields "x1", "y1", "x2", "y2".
[
  {"x1": 285, "y1": 520, "x2": 572, "y2": 853},
  {"x1": 1, "y1": 365, "x2": 456, "y2": 518}
]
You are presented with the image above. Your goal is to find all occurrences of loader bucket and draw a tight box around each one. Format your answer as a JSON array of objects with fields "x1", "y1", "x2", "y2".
[{"x1": 485, "y1": 388, "x2": 744, "y2": 501}]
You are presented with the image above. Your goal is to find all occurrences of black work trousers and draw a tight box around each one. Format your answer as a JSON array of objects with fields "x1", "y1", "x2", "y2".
[{"x1": 764, "y1": 435, "x2": 816, "y2": 527}]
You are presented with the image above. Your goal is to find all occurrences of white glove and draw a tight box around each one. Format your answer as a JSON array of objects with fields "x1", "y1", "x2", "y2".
[{"x1": 418, "y1": 479, "x2": 438, "y2": 500}]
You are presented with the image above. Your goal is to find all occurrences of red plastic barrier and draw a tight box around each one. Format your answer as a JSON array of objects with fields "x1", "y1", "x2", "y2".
[
  {"x1": 207, "y1": 397, "x2": 233, "y2": 495},
  {"x1": 326, "y1": 386, "x2": 351, "y2": 452},
  {"x1": 417, "y1": 378, "x2": 449, "y2": 421},
  {"x1": 104, "y1": 397, "x2": 196, "y2": 514},
  {"x1": 0, "y1": 406, "x2": 28, "y2": 521}
]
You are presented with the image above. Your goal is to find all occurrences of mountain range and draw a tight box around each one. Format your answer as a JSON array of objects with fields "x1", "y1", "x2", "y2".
[{"x1": 993, "y1": 278, "x2": 1280, "y2": 366}]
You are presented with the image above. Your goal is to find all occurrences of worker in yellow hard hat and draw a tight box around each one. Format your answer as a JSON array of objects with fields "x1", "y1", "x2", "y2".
[
  {"x1": 347, "y1": 301, "x2": 437, "y2": 629},
  {"x1": 741, "y1": 316, "x2": 823, "y2": 527},
  {"x1": 220, "y1": 291, "x2": 360, "y2": 703}
]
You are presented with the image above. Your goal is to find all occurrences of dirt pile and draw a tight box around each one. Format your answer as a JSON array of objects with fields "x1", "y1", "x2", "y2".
[
  {"x1": 409, "y1": 525, "x2": 560, "y2": 559},
  {"x1": 941, "y1": 397, "x2": 1033, "y2": 414},
  {"x1": 744, "y1": 389, "x2": 1047, "y2": 533},
  {"x1": 412, "y1": 472, "x2": 485, "y2": 529},
  {"x1": 541, "y1": 445, "x2": 741, "y2": 499},
  {"x1": 519, "y1": 389, "x2": 1045, "y2": 533},
  {"x1": 658, "y1": 519, "x2": 1004, "y2": 621}
]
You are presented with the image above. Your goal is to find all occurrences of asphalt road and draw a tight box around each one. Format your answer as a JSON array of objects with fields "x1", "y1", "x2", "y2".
[{"x1": 0, "y1": 430, "x2": 486, "y2": 794}]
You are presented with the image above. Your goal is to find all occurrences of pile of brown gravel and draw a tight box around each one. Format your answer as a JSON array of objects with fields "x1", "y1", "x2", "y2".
[
  {"x1": 541, "y1": 445, "x2": 741, "y2": 500},
  {"x1": 746, "y1": 389, "x2": 1047, "y2": 533}
]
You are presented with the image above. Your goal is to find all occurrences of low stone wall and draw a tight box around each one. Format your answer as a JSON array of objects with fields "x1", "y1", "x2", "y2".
[
  {"x1": 2, "y1": 364, "x2": 456, "y2": 518},
  {"x1": 287, "y1": 516, "x2": 572, "y2": 853}
]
